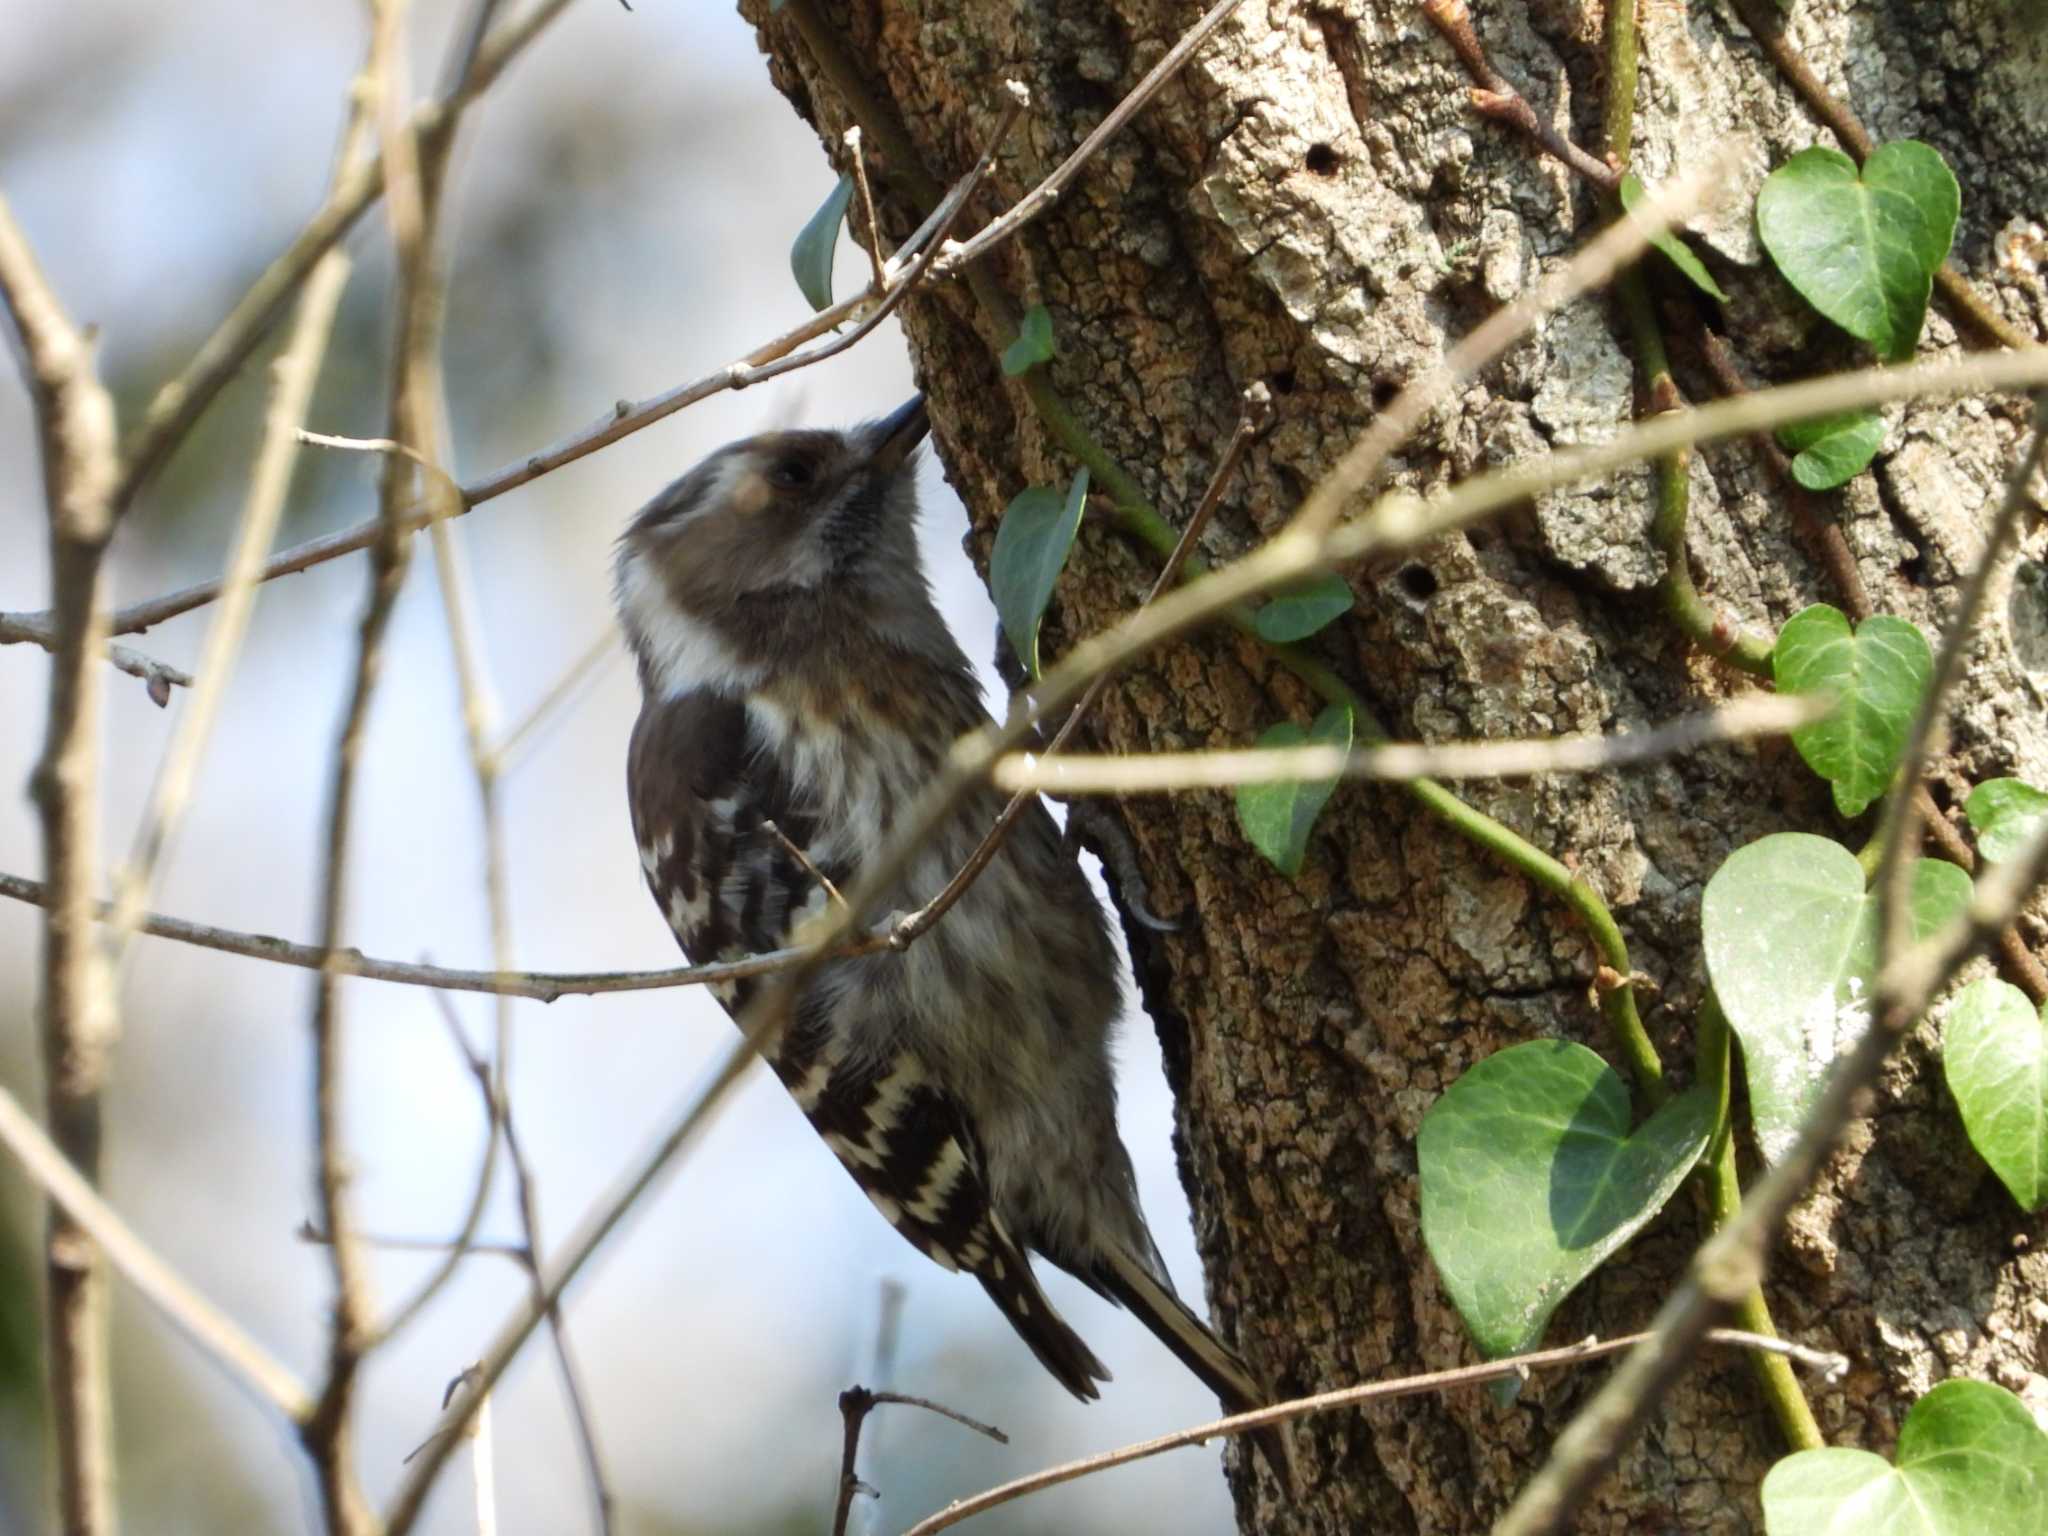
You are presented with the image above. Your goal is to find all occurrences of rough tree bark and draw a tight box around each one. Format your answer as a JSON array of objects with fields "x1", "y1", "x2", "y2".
[{"x1": 744, "y1": 2, "x2": 2048, "y2": 1531}]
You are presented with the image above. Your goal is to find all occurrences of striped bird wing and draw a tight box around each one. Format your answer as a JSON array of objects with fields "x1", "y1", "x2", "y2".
[
  {"x1": 781, "y1": 991, "x2": 1108, "y2": 1399},
  {"x1": 627, "y1": 688, "x2": 821, "y2": 1007},
  {"x1": 627, "y1": 690, "x2": 1108, "y2": 1399}
]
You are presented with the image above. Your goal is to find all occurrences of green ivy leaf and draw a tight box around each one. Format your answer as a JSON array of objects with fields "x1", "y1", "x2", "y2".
[
  {"x1": 1772, "y1": 604, "x2": 1934, "y2": 817},
  {"x1": 1966, "y1": 778, "x2": 2048, "y2": 865},
  {"x1": 1419, "y1": 1041, "x2": 1716, "y2": 1358},
  {"x1": 1619, "y1": 173, "x2": 1730, "y2": 302},
  {"x1": 1763, "y1": 1380, "x2": 2048, "y2": 1536},
  {"x1": 1702, "y1": 833, "x2": 1972, "y2": 1165},
  {"x1": 1253, "y1": 572, "x2": 1355, "y2": 643},
  {"x1": 1944, "y1": 978, "x2": 2048, "y2": 1211},
  {"x1": 1777, "y1": 408, "x2": 1887, "y2": 490},
  {"x1": 790, "y1": 172, "x2": 855, "y2": 312},
  {"x1": 1756, "y1": 141, "x2": 1960, "y2": 361},
  {"x1": 1001, "y1": 304, "x2": 1057, "y2": 376},
  {"x1": 1234, "y1": 703, "x2": 1353, "y2": 876},
  {"x1": 990, "y1": 468, "x2": 1088, "y2": 678}
]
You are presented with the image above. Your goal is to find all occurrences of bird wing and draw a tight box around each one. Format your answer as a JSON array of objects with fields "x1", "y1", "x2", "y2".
[{"x1": 627, "y1": 689, "x2": 1109, "y2": 1399}]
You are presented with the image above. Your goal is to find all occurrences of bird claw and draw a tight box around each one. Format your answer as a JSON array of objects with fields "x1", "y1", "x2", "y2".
[{"x1": 1063, "y1": 800, "x2": 1183, "y2": 933}]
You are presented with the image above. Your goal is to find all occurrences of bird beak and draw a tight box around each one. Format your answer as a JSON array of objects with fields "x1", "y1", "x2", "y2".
[{"x1": 867, "y1": 395, "x2": 930, "y2": 476}]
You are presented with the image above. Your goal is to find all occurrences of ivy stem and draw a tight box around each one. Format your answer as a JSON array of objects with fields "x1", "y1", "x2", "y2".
[
  {"x1": 1603, "y1": 0, "x2": 1817, "y2": 1453},
  {"x1": 1697, "y1": 995, "x2": 1827, "y2": 1451},
  {"x1": 1622, "y1": 276, "x2": 1776, "y2": 675},
  {"x1": 1023, "y1": 373, "x2": 1669, "y2": 1103}
]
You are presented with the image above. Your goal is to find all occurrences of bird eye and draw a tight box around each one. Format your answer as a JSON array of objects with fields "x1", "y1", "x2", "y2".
[{"x1": 765, "y1": 456, "x2": 813, "y2": 490}]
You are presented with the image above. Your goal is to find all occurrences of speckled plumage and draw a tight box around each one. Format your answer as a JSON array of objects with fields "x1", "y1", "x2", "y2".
[{"x1": 613, "y1": 400, "x2": 1267, "y2": 1423}]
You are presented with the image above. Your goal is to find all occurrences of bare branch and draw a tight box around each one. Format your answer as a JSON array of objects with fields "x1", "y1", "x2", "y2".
[
  {"x1": 301, "y1": 8, "x2": 425, "y2": 1525},
  {"x1": 896, "y1": 1328, "x2": 1845, "y2": 1536},
  {"x1": 0, "y1": 611, "x2": 190, "y2": 700},
  {"x1": 0, "y1": 870, "x2": 893, "y2": 1000},
  {"x1": 992, "y1": 695, "x2": 1826, "y2": 795},
  {"x1": 833, "y1": 1387, "x2": 1007, "y2": 1536},
  {"x1": 2, "y1": 182, "x2": 123, "y2": 1536},
  {"x1": 929, "y1": 0, "x2": 1247, "y2": 277},
  {"x1": 0, "y1": 1082, "x2": 313, "y2": 1422},
  {"x1": 106, "y1": 235, "x2": 357, "y2": 970},
  {"x1": 843, "y1": 126, "x2": 889, "y2": 293}
]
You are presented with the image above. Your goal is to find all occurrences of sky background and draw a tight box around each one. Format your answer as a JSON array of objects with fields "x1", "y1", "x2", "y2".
[{"x1": 0, "y1": 3, "x2": 1237, "y2": 1532}]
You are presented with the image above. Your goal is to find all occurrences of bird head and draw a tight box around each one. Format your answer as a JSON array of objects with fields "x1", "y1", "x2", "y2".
[{"x1": 614, "y1": 397, "x2": 955, "y2": 696}]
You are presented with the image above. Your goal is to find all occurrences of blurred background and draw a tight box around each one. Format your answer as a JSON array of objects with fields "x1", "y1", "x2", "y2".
[{"x1": 0, "y1": 3, "x2": 1236, "y2": 1532}]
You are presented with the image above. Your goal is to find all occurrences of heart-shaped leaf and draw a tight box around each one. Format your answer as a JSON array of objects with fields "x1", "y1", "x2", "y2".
[
  {"x1": 1619, "y1": 173, "x2": 1729, "y2": 302},
  {"x1": 991, "y1": 468, "x2": 1089, "y2": 678},
  {"x1": 1944, "y1": 978, "x2": 2048, "y2": 1211},
  {"x1": 790, "y1": 173, "x2": 856, "y2": 313},
  {"x1": 1772, "y1": 604, "x2": 1934, "y2": 817},
  {"x1": 1235, "y1": 703, "x2": 1353, "y2": 876},
  {"x1": 1253, "y1": 572, "x2": 1355, "y2": 643},
  {"x1": 1001, "y1": 304, "x2": 1057, "y2": 377},
  {"x1": 1703, "y1": 833, "x2": 1972, "y2": 1164},
  {"x1": 1778, "y1": 408, "x2": 1886, "y2": 490},
  {"x1": 1763, "y1": 1379, "x2": 2048, "y2": 1536},
  {"x1": 1966, "y1": 778, "x2": 2048, "y2": 865},
  {"x1": 1419, "y1": 1040, "x2": 1716, "y2": 1358},
  {"x1": 1756, "y1": 141, "x2": 1960, "y2": 361}
]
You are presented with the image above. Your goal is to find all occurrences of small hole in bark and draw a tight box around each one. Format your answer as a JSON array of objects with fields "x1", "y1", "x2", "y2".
[
  {"x1": 1397, "y1": 564, "x2": 1439, "y2": 601},
  {"x1": 1269, "y1": 369, "x2": 1297, "y2": 395},
  {"x1": 1371, "y1": 378, "x2": 1400, "y2": 410},
  {"x1": 1305, "y1": 142, "x2": 1341, "y2": 176}
]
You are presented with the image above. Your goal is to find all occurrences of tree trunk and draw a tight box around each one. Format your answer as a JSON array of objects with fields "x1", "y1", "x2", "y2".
[{"x1": 744, "y1": 2, "x2": 2048, "y2": 1530}]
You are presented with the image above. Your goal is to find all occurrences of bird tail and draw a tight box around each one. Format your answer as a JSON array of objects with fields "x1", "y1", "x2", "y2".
[
  {"x1": 974, "y1": 1218, "x2": 1111, "y2": 1402},
  {"x1": 1098, "y1": 1242, "x2": 1298, "y2": 1494}
]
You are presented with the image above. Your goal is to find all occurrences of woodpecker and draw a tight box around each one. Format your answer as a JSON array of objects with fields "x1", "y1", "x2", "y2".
[{"x1": 614, "y1": 396, "x2": 1282, "y2": 1471}]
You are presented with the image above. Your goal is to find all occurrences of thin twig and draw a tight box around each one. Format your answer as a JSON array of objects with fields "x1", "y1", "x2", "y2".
[
  {"x1": 1421, "y1": 0, "x2": 1619, "y2": 191},
  {"x1": 0, "y1": 870, "x2": 893, "y2": 1000},
  {"x1": 2, "y1": 182, "x2": 123, "y2": 1536},
  {"x1": 991, "y1": 694, "x2": 1825, "y2": 795},
  {"x1": 371, "y1": 101, "x2": 511, "y2": 1343},
  {"x1": 106, "y1": 216, "x2": 358, "y2": 974},
  {"x1": 930, "y1": 0, "x2": 1248, "y2": 276},
  {"x1": 0, "y1": 612, "x2": 190, "y2": 699},
  {"x1": 1494, "y1": 400, "x2": 2048, "y2": 1536},
  {"x1": 488, "y1": 623, "x2": 619, "y2": 775},
  {"x1": 764, "y1": 820, "x2": 846, "y2": 908},
  {"x1": 843, "y1": 126, "x2": 888, "y2": 293},
  {"x1": 889, "y1": 382, "x2": 1271, "y2": 949},
  {"x1": 301, "y1": 1220, "x2": 530, "y2": 1263},
  {"x1": 832, "y1": 1388, "x2": 1007, "y2": 1536},
  {"x1": 426, "y1": 998, "x2": 615, "y2": 1535},
  {"x1": 301, "y1": 8, "x2": 418, "y2": 1527},
  {"x1": 895, "y1": 1328, "x2": 1844, "y2": 1536},
  {"x1": 0, "y1": 1082, "x2": 314, "y2": 1423}
]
